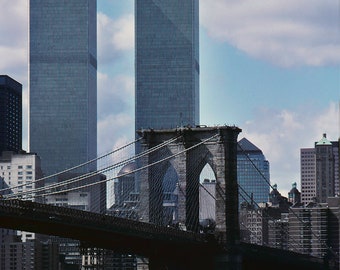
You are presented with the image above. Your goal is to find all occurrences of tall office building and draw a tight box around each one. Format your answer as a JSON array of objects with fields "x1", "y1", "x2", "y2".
[
  {"x1": 29, "y1": 1, "x2": 97, "y2": 178},
  {"x1": 237, "y1": 138, "x2": 270, "y2": 206},
  {"x1": 300, "y1": 148, "x2": 316, "y2": 203},
  {"x1": 0, "y1": 75, "x2": 22, "y2": 154},
  {"x1": 315, "y1": 134, "x2": 337, "y2": 202},
  {"x1": 300, "y1": 134, "x2": 339, "y2": 203},
  {"x1": 135, "y1": 0, "x2": 200, "y2": 132}
]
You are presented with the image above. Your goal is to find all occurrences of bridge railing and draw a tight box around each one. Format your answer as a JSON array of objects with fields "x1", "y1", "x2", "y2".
[{"x1": 0, "y1": 199, "x2": 209, "y2": 244}]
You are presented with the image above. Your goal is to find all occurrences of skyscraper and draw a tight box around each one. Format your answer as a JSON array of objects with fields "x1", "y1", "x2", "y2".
[
  {"x1": 315, "y1": 134, "x2": 337, "y2": 202},
  {"x1": 29, "y1": 1, "x2": 97, "y2": 178},
  {"x1": 237, "y1": 138, "x2": 270, "y2": 206},
  {"x1": 300, "y1": 148, "x2": 316, "y2": 203},
  {"x1": 300, "y1": 134, "x2": 339, "y2": 203},
  {"x1": 0, "y1": 75, "x2": 22, "y2": 153},
  {"x1": 135, "y1": 0, "x2": 200, "y2": 132}
]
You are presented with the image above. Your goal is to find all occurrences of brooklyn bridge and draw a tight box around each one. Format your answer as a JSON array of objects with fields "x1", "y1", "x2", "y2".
[{"x1": 0, "y1": 126, "x2": 336, "y2": 269}]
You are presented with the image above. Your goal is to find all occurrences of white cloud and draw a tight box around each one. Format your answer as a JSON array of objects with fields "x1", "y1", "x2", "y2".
[
  {"x1": 97, "y1": 12, "x2": 134, "y2": 65},
  {"x1": 0, "y1": 0, "x2": 29, "y2": 150},
  {"x1": 96, "y1": 11, "x2": 135, "y2": 155},
  {"x1": 241, "y1": 102, "x2": 338, "y2": 196},
  {"x1": 200, "y1": 0, "x2": 340, "y2": 67},
  {"x1": 97, "y1": 71, "x2": 135, "y2": 155},
  {"x1": 97, "y1": 113, "x2": 134, "y2": 157},
  {"x1": 97, "y1": 72, "x2": 134, "y2": 119},
  {"x1": 0, "y1": 0, "x2": 28, "y2": 79}
]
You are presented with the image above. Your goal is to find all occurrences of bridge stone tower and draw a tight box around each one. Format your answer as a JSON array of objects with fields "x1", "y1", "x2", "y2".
[{"x1": 137, "y1": 126, "x2": 241, "y2": 248}]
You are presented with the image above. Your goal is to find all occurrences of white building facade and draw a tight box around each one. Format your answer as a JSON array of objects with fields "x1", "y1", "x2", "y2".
[{"x1": 0, "y1": 151, "x2": 43, "y2": 241}]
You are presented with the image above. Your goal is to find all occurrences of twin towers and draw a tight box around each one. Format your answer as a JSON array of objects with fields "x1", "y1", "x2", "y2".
[{"x1": 29, "y1": 0, "x2": 200, "y2": 177}]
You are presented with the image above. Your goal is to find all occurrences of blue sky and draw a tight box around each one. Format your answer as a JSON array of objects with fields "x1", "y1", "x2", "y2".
[{"x1": 1, "y1": 0, "x2": 339, "y2": 196}]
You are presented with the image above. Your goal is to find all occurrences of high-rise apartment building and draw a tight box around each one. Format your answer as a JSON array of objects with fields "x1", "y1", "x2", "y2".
[
  {"x1": 268, "y1": 213, "x2": 289, "y2": 250},
  {"x1": 289, "y1": 202, "x2": 329, "y2": 258},
  {"x1": 0, "y1": 235, "x2": 60, "y2": 270},
  {"x1": 29, "y1": 1, "x2": 97, "y2": 179},
  {"x1": 237, "y1": 138, "x2": 270, "y2": 206},
  {"x1": 0, "y1": 75, "x2": 22, "y2": 154},
  {"x1": 300, "y1": 134, "x2": 339, "y2": 203},
  {"x1": 0, "y1": 151, "x2": 43, "y2": 241},
  {"x1": 135, "y1": 0, "x2": 200, "y2": 132},
  {"x1": 300, "y1": 148, "x2": 316, "y2": 203}
]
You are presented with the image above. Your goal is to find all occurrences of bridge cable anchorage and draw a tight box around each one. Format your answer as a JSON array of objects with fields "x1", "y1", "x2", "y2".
[
  {"x1": 238, "y1": 142, "x2": 339, "y2": 261},
  {"x1": 3, "y1": 135, "x2": 182, "y2": 200}
]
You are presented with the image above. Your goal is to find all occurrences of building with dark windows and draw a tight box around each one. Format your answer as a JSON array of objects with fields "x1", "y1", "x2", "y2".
[
  {"x1": 0, "y1": 235, "x2": 59, "y2": 270},
  {"x1": 0, "y1": 75, "x2": 22, "y2": 154},
  {"x1": 134, "y1": 0, "x2": 200, "y2": 230},
  {"x1": 29, "y1": 0, "x2": 97, "y2": 179},
  {"x1": 29, "y1": 2, "x2": 98, "y2": 267},
  {"x1": 288, "y1": 200, "x2": 335, "y2": 261},
  {"x1": 237, "y1": 138, "x2": 270, "y2": 207},
  {"x1": 315, "y1": 134, "x2": 337, "y2": 202},
  {"x1": 300, "y1": 134, "x2": 339, "y2": 203},
  {"x1": 286, "y1": 197, "x2": 339, "y2": 268},
  {"x1": 135, "y1": 0, "x2": 200, "y2": 132}
]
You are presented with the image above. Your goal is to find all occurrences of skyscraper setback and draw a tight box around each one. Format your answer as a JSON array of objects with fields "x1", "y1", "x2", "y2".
[
  {"x1": 29, "y1": 1, "x2": 97, "y2": 178},
  {"x1": 135, "y1": 0, "x2": 200, "y2": 132}
]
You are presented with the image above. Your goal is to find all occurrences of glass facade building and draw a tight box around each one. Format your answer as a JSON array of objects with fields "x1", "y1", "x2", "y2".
[
  {"x1": 237, "y1": 138, "x2": 270, "y2": 206},
  {"x1": 29, "y1": 1, "x2": 97, "y2": 179},
  {"x1": 135, "y1": 0, "x2": 200, "y2": 131},
  {"x1": 0, "y1": 75, "x2": 22, "y2": 153}
]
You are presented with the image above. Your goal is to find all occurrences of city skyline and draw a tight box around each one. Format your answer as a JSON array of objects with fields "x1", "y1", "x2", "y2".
[{"x1": 0, "y1": 0, "x2": 339, "y2": 195}]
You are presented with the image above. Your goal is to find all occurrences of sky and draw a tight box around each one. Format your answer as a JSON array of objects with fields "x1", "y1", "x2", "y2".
[{"x1": 1, "y1": 0, "x2": 339, "y2": 196}]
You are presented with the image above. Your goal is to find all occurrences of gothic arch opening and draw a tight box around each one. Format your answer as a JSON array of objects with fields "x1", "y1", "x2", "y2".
[
  {"x1": 199, "y1": 163, "x2": 216, "y2": 233},
  {"x1": 162, "y1": 164, "x2": 179, "y2": 226}
]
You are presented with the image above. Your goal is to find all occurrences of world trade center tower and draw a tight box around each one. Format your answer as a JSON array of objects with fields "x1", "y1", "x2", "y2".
[
  {"x1": 135, "y1": 0, "x2": 200, "y2": 132},
  {"x1": 29, "y1": 1, "x2": 97, "y2": 179}
]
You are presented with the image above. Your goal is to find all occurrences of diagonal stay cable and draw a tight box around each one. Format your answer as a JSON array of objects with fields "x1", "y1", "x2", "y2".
[
  {"x1": 0, "y1": 137, "x2": 142, "y2": 194},
  {"x1": 4, "y1": 135, "x2": 182, "y2": 200},
  {"x1": 10, "y1": 134, "x2": 219, "y2": 200}
]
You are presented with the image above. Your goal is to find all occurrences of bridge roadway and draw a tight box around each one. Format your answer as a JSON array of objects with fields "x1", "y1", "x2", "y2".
[
  {"x1": 0, "y1": 199, "x2": 333, "y2": 270},
  {"x1": 0, "y1": 199, "x2": 221, "y2": 268}
]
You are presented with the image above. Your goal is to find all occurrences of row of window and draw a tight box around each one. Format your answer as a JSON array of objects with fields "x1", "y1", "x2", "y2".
[
  {"x1": 2, "y1": 171, "x2": 33, "y2": 176},
  {"x1": 0, "y1": 165, "x2": 32, "y2": 170}
]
